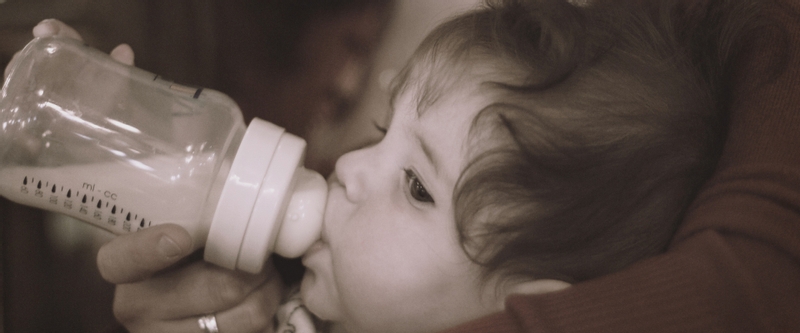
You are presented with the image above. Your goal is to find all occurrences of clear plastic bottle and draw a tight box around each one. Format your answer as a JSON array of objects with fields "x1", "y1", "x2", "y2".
[{"x1": 0, "y1": 36, "x2": 326, "y2": 273}]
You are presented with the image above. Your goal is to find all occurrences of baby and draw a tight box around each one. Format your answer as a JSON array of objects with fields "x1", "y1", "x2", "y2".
[
  {"x1": 293, "y1": 0, "x2": 751, "y2": 332},
  {"x1": 7, "y1": 0, "x2": 757, "y2": 332}
]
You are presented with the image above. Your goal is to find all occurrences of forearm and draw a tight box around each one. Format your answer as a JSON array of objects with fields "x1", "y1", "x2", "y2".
[{"x1": 442, "y1": 226, "x2": 800, "y2": 333}]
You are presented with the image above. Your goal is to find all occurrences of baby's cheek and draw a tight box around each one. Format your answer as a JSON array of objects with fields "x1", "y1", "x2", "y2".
[
  {"x1": 335, "y1": 280, "x2": 420, "y2": 332},
  {"x1": 332, "y1": 246, "x2": 453, "y2": 331}
]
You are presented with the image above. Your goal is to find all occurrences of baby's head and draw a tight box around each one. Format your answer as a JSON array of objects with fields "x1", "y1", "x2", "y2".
[{"x1": 301, "y1": 0, "x2": 734, "y2": 331}]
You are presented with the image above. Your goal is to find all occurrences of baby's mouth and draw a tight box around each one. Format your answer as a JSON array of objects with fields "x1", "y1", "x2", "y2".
[
  {"x1": 301, "y1": 239, "x2": 328, "y2": 270},
  {"x1": 304, "y1": 239, "x2": 326, "y2": 257}
]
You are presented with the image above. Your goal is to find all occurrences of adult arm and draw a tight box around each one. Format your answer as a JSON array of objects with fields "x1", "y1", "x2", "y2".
[{"x1": 441, "y1": 0, "x2": 800, "y2": 332}]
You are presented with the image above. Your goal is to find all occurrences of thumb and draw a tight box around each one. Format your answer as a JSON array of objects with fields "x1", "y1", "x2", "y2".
[{"x1": 97, "y1": 224, "x2": 193, "y2": 284}]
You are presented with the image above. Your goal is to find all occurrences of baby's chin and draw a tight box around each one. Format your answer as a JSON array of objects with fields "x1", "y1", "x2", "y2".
[{"x1": 299, "y1": 269, "x2": 338, "y2": 321}]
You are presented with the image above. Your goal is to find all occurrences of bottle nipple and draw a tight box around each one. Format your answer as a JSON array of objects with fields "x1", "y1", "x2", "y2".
[
  {"x1": 273, "y1": 168, "x2": 326, "y2": 258},
  {"x1": 205, "y1": 118, "x2": 327, "y2": 273}
]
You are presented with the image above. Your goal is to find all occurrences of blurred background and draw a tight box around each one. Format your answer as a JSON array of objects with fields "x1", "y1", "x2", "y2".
[{"x1": 0, "y1": 0, "x2": 479, "y2": 331}]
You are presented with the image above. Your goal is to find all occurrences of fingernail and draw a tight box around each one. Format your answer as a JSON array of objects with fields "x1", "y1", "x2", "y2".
[{"x1": 158, "y1": 235, "x2": 184, "y2": 259}]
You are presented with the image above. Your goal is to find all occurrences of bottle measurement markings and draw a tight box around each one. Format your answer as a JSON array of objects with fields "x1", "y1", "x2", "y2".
[{"x1": 17, "y1": 175, "x2": 152, "y2": 230}]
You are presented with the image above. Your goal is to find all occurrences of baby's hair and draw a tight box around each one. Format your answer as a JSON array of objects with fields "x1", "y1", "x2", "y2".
[{"x1": 391, "y1": 0, "x2": 763, "y2": 284}]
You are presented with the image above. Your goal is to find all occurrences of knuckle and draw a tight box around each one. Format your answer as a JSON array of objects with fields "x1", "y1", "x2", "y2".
[
  {"x1": 95, "y1": 250, "x2": 115, "y2": 281},
  {"x1": 112, "y1": 286, "x2": 151, "y2": 325},
  {"x1": 96, "y1": 247, "x2": 127, "y2": 283},
  {"x1": 204, "y1": 273, "x2": 249, "y2": 306},
  {"x1": 112, "y1": 294, "x2": 171, "y2": 333},
  {"x1": 258, "y1": 279, "x2": 284, "y2": 311},
  {"x1": 238, "y1": 280, "x2": 283, "y2": 332},
  {"x1": 239, "y1": 301, "x2": 272, "y2": 332}
]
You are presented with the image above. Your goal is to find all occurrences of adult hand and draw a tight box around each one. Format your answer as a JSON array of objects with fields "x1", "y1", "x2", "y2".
[{"x1": 98, "y1": 224, "x2": 284, "y2": 333}]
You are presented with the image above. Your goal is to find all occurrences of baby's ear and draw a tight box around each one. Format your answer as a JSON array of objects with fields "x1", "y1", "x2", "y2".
[
  {"x1": 506, "y1": 279, "x2": 571, "y2": 297},
  {"x1": 488, "y1": 279, "x2": 571, "y2": 311}
]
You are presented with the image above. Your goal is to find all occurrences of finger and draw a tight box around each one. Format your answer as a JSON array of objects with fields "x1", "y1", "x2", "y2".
[
  {"x1": 32, "y1": 19, "x2": 84, "y2": 40},
  {"x1": 121, "y1": 277, "x2": 281, "y2": 333},
  {"x1": 113, "y1": 260, "x2": 271, "y2": 319},
  {"x1": 114, "y1": 261, "x2": 283, "y2": 333},
  {"x1": 97, "y1": 224, "x2": 193, "y2": 284},
  {"x1": 213, "y1": 272, "x2": 282, "y2": 333},
  {"x1": 110, "y1": 43, "x2": 135, "y2": 66},
  {"x1": 125, "y1": 275, "x2": 282, "y2": 333}
]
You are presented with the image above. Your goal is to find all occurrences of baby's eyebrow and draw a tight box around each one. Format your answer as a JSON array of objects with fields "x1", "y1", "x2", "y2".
[{"x1": 416, "y1": 133, "x2": 442, "y2": 179}]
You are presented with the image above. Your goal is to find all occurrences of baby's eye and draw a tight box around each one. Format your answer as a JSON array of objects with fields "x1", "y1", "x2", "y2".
[{"x1": 404, "y1": 168, "x2": 434, "y2": 204}]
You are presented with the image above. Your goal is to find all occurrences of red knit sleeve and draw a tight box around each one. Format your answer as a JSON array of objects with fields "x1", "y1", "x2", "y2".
[{"x1": 440, "y1": 0, "x2": 800, "y2": 331}]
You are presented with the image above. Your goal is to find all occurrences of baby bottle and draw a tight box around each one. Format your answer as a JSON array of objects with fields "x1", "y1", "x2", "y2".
[{"x1": 0, "y1": 36, "x2": 326, "y2": 273}]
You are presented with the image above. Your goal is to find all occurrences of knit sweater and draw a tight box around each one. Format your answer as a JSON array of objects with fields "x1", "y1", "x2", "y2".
[{"x1": 440, "y1": 0, "x2": 800, "y2": 332}]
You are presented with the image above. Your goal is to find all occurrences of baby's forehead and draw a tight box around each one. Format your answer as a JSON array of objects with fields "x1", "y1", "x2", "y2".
[
  {"x1": 391, "y1": 58, "x2": 504, "y2": 117},
  {"x1": 396, "y1": 66, "x2": 512, "y2": 162}
]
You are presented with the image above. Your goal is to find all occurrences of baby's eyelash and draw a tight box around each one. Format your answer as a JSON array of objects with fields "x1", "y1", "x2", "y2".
[{"x1": 404, "y1": 168, "x2": 434, "y2": 204}]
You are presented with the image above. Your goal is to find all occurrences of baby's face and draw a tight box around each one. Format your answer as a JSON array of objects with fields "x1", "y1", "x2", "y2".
[{"x1": 300, "y1": 80, "x2": 503, "y2": 333}]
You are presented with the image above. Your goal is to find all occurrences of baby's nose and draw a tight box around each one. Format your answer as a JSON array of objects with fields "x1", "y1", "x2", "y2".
[{"x1": 332, "y1": 150, "x2": 370, "y2": 203}]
